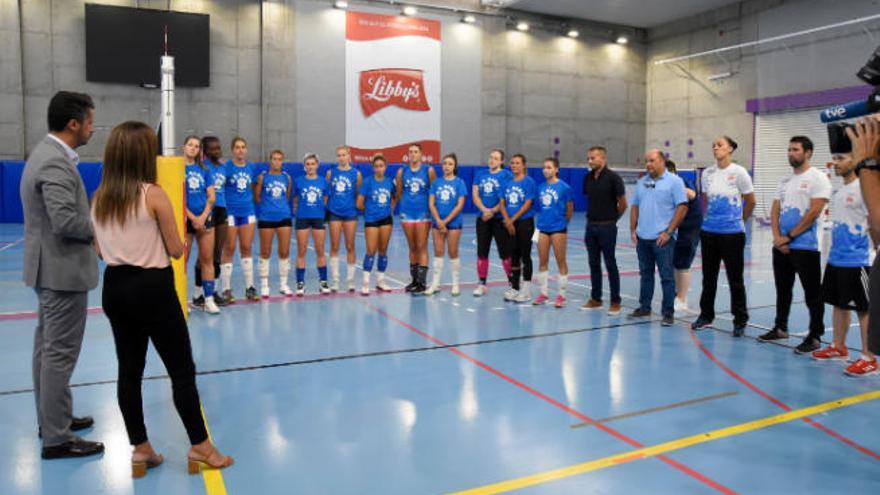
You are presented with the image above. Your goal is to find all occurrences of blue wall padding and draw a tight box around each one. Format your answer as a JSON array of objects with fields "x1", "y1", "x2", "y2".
[{"x1": 1, "y1": 161, "x2": 604, "y2": 223}]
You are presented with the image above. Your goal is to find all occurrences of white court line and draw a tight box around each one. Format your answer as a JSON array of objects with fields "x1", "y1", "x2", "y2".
[{"x1": 0, "y1": 238, "x2": 23, "y2": 253}]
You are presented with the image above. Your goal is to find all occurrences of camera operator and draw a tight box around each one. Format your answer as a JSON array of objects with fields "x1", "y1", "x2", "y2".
[{"x1": 848, "y1": 116, "x2": 880, "y2": 363}]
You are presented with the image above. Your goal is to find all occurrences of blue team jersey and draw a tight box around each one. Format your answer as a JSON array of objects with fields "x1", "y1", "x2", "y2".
[
  {"x1": 208, "y1": 162, "x2": 227, "y2": 208},
  {"x1": 360, "y1": 176, "x2": 395, "y2": 223},
  {"x1": 327, "y1": 167, "x2": 360, "y2": 218},
  {"x1": 502, "y1": 176, "x2": 537, "y2": 220},
  {"x1": 828, "y1": 180, "x2": 871, "y2": 267},
  {"x1": 474, "y1": 168, "x2": 513, "y2": 219},
  {"x1": 776, "y1": 167, "x2": 832, "y2": 251},
  {"x1": 294, "y1": 176, "x2": 328, "y2": 219},
  {"x1": 225, "y1": 161, "x2": 256, "y2": 216},
  {"x1": 258, "y1": 172, "x2": 292, "y2": 222},
  {"x1": 430, "y1": 177, "x2": 467, "y2": 228},
  {"x1": 399, "y1": 165, "x2": 431, "y2": 221},
  {"x1": 185, "y1": 164, "x2": 211, "y2": 215},
  {"x1": 536, "y1": 180, "x2": 572, "y2": 233},
  {"x1": 701, "y1": 163, "x2": 753, "y2": 234}
]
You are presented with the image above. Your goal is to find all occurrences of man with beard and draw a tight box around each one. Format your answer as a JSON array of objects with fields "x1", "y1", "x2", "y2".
[{"x1": 761, "y1": 136, "x2": 831, "y2": 354}]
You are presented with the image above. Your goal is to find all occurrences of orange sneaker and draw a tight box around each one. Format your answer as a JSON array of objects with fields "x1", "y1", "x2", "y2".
[
  {"x1": 581, "y1": 299, "x2": 602, "y2": 310},
  {"x1": 811, "y1": 345, "x2": 848, "y2": 361},
  {"x1": 844, "y1": 358, "x2": 879, "y2": 377}
]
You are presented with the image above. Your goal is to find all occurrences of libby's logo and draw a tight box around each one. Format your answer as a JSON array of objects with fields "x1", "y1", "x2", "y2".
[{"x1": 360, "y1": 69, "x2": 430, "y2": 117}]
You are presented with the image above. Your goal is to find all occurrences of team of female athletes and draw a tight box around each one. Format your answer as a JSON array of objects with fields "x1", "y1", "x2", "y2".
[{"x1": 184, "y1": 138, "x2": 574, "y2": 312}]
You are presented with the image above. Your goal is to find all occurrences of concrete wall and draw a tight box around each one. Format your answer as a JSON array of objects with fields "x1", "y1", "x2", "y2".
[
  {"x1": 0, "y1": 0, "x2": 645, "y2": 166},
  {"x1": 481, "y1": 18, "x2": 647, "y2": 167},
  {"x1": 646, "y1": 0, "x2": 880, "y2": 169}
]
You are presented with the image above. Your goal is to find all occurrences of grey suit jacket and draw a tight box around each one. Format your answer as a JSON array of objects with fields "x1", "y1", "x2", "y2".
[{"x1": 20, "y1": 136, "x2": 98, "y2": 292}]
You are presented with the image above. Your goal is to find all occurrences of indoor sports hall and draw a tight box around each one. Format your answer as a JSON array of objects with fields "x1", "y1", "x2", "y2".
[{"x1": 1, "y1": 0, "x2": 879, "y2": 494}]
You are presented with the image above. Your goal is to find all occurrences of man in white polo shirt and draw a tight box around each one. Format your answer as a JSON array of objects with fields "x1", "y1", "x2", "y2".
[{"x1": 761, "y1": 136, "x2": 832, "y2": 354}]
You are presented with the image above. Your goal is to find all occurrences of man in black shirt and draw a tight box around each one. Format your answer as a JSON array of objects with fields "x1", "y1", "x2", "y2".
[{"x1": 581, "y1": 146, "x2": 627, "y2": 315}]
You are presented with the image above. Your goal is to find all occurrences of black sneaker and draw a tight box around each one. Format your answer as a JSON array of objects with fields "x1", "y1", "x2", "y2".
[
  {"x1": 192, "y1": 295, "x2": 205, "y2": 308},
  {"x1": 411, "y1": 283, "x2": 426, "y2": 295},
  {"x1": 758, "y1": 327, "x2": 789, "y2": 342},
  {"x1": 794, "y1": 337, "x2": 821, "y2": 354},
  {"x1": 691, "y1": 316, "x2": 713, "y2": 331},
  {"x1": 661, "y1": 314, "x2": 675, "y2": 326},
  {"x1": 222, "y1": 289, "x2": 236, "y2": 305},
  {"x1": 245, "y1": 286, "x2": 259, "y2": 301},
  {"x1": 628, "y1": 308, "x2": 651, "y2": 318},
  {"x1": 404, "y1": 281, "x2": 419, "y2": 293},
  {"x1": 214, "y1": 292, "x2": 231, "y2": 307},
  {"x1": 733, "y1": 321, "x2": 747, "y2": 337}
]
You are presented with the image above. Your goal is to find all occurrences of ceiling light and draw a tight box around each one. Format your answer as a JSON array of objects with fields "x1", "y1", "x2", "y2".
[
  {"x1": 402, "y1": 5, "x2": 418, "y2": 16},
  {"x1": 615, "y1": 35, "x2": 629, "y2": 45},
  {"x1": 333, "y1": 0, "x2": 348, "y2": 8},
  {"x1": 516, "y1": 21, "x2": 529, "y2": 32},
  {"x1": 462, "y1": 14, "x2": 476, "y2": 24},
  {"x1": 567, "y1": 29, "x2": 579, "y2": 38}
]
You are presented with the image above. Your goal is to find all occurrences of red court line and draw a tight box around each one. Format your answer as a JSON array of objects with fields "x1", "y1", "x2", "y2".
[
  {"x1": 686, "y1": 328, "x2": 880, "y2": 461},
  {"x1": 365, "y1": 303, "x2": 738, "y2": 494}
]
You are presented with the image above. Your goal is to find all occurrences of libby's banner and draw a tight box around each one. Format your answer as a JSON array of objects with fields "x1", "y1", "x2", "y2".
[{"x1": 346, "y1": 11, "x2": 441, "y2": 163}]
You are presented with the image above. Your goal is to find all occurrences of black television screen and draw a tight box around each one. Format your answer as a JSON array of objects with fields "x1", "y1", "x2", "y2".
[{"x1": 85, "y1": 4, "x2": 209, "y2": 87}]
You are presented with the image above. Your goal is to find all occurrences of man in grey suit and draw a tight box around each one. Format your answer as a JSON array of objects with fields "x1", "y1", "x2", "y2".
[{"x1": 20, "y1": 91, "x2": 104, "y2": 459}]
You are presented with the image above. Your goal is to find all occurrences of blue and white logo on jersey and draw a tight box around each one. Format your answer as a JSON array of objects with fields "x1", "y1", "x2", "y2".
[
  {"x1": 505, "y1": 185, "x2": 527, "y2": 205},
  {"x1": 213, "y1": 170, "x2": 226, "y2": 189},
  {"x1": 436, "y1": 184, "x2": 457, "y2": 203},
  {"x1": 267, "y1": 181, "x2": 286, "y2": 199},
  {"x1": 481, "y1": 177, "x2": 500, "y2": 194},
  {"x1": 186, "y1": 170, "x2": 205, "y2": 192},
  {"x1": 303, "y1": 186, "x2": 322, "y2": 205},
  {"x1": 332, "y1": 175, "x2": 353, "y2": 194},
  {"x1": 541, "y1": 188, "x2": 558, "y2": 207},
  {"x1": 372, "y1": 187, "x2": 391, "y2": 205},
  {"x1": 406, "y1": 177, "x2": 425, "y2": 194},
  {"x1": 231, "y1": 171, "x2": 252, "y2": 193}
]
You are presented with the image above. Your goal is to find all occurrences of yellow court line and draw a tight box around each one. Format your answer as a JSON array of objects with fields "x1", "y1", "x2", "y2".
[
  {"x1": 450, "y1": 390, "x2": 880, "y2": 495},
  {"x1": 200, "y1": 406, "x2": 228, "y2": 495}
]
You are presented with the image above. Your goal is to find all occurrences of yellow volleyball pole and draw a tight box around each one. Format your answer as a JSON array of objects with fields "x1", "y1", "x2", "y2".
[{"x1": 156, "y1": 156, "x2": 188, "y2": 317}]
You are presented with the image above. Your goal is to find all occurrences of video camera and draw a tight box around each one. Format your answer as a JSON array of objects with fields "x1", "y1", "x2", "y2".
[{"x1": 821, "y1": 45, "x2": 880, "y2": 154}]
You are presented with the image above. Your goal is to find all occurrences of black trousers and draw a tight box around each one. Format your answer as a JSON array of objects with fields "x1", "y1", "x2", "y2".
[
  {"x1": 699, "y1": 231, "x2": 748, "y2": 325},
  {"x1": 511, "y1": 218, "x2": 535, "y2": 281},
  {"x1": 869, "y1": 255, "x2": 880, "y2": 355},
  {"x1": 772, "y1": 248, "x2": 824, "y2": 339},
  {"x1": 102, "y1": 265, "x2": 209, "y2": 446},
  {"x1": 476, "y1": 217, "x2": 511, "y2": 259}
]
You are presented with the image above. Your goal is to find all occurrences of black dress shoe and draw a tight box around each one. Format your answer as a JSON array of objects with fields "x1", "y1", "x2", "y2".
[
  {"x1": 41, "y1": 439, "x2": 105, "y2": 459},
  {"x1": 38, "y1": 416, "x2": 94, "y2": 439}
]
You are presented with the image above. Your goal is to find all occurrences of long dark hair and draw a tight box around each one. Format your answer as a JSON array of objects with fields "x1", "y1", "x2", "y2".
[
  {"x1": 442, "y1": 153, "x2": 458, "y2": 176},
  {"x1": 184, "y1": 134, "x2": 205, "y2": 170},
  {"x1": 93, "y1": 122, "x2": 157, "y2": 227}
]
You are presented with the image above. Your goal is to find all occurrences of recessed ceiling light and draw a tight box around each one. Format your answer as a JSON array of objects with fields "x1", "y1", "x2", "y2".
[
  {"x1": 333, "y1": 0, "x2": 348, "y2": 8},
  {"x1": 616, "y1": 35, "x2": 629, "y2": 45},
  {"x1": 462, "y1": 14, "x2": 476, "y2": 24},
  {"x1": 567, "y1": 29, "x2": 579, "y2": 38},
  {"x1": 516, "y1": 21, "x2": 529, "y2": 32},
  {"x1": 402, "y1": 5, "x2": 418, "y2": 16}
]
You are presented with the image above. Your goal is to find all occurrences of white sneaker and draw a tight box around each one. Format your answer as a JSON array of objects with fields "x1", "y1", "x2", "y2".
[
  {"x1": 503, "y1": 287, "x2": 519, "y2": 301},
  {"x1": 361, "y1": 284, "x2": 370, "y2": 296},
  {"x1": 260, "y1": 281, "x2": 270, "y2": 299},
  {"x1": 424, "y1": 285, "x2": 439, "y2": 296},
  {"x1": 451, "y1": 283, "x2": 460, "y2": 296},
  {"x1": 279, "y1": 284, "x2": 293, "y2": 297},
  {"x1": 473, "y1": 284, "x2": 488, "y2": 297},
  {"x1": 514, "y1": 286, "x2": 532, "y2": 302},
  {"x1": 330, "y1": 279, "x2": 340, "y2": 292},
  {"x1": 347, "y1": 280, "x2": 356, "y2": 292},
  {"x1": 376, "y1": 280, "x2": 391, "y2": 292},
  {"x1": 204, "y1": 297, "x2": 220, "y2": 314},
  {"x1": 674, "y1": 297, "x2": 689, "y2": 313}
]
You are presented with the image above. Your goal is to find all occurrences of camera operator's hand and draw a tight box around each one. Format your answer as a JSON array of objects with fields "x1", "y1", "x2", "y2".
[{"x1": 846, "y1": 115, "x2": 880, "y2": 165}]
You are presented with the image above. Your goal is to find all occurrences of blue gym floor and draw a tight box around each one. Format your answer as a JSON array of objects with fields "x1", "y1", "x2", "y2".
[{"x1": 1, "y1": 210, "x2": 879, "y2": 494}]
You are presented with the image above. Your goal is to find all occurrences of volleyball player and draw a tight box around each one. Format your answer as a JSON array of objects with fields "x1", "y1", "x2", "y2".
[
  {"x1": 183, "y1": 136, "x2": 219, "y2": 314},
  {"x1": 255, "y1": 150, "x2": 293, "y2": 298},
  {"x1": 221, "y1": 137, "x2": 258, "y2": 302},
  {"x1": 500, "y1": 154, "x2": 537, "y2": 302},
  {"x1": 534, "y1": 157, "x2": 573, "y2": 308},
  {"x1": 358, "y1": 154, "x2": 397, "y2": 295},
  {"x1": 326, "y1": 145, "x2": 362, "y2": 292},
  {"x1": 202, "y1": 136, "x2": 230, "y2": 306},
  {"x1": 473, "y1": 149, "x2": 514, "y2": 296},
  {"x1": 396, "y1": 143, "x2": 436, "y2": 294},
  {"x1": 425, "y1": 153, "x2": 467, "y2": 296},
  {"x1": 294, "y1": 153, "x2": 330, "y2": 296}
]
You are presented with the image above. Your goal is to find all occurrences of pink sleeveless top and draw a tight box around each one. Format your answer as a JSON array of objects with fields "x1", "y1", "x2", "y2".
[{"x1": 91, "y1": 184, "x2": 170, "y2": 268}]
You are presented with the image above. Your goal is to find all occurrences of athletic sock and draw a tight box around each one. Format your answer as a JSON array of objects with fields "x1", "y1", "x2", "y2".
[
  {"x1": 417, "y1": 265, "x2": 429, "y2": 286},
  {"x1": 241, "y1": 257, "x2": 254, "y2": 288},
  {"x1": 258, "y1": 257, "x2": 270, "y2": 282},
  {"x1": 346, "y1": 264, "x2": 356, "y2": 283},
  {"x1": 220, "y1": 263, "x2": 233, "y2": 292},
  {"x1": 538, "y1": 270, "x2": 549, "y2": 295},
  {"x1": 318, "y1": 265, "x2": 328, "y2": 282},
  {"x1": 558, "y1": 274, "x2": 568, "y2": 297},
  {"x1": 409, "y1": 263, "x2": 418, "y2": 283},
  {"x1": 450, "y1": 258, "x2": 461, "y2": 285},
  {"x1": 431, "y1": 257, "x2": 444, "y2": 288},
  {"x1": 296, "y1": 267, "x2": 306, "y2": 283},
  {"x1": 278, "y1": 258, "x2": 290, "y2": 286},
  {"x1": 330, "y1": 256, "x2": 340, "y2": 282}
]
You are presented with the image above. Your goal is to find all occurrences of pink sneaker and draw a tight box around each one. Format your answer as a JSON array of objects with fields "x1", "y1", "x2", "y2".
[
  {"x1": 844, "y1": 358, "x2": 879, "y2": 377},
  {"x1": 532, "y1": 293, "x2": 549, "y2": 305},
  {"x1": 554, "y1": 295, "x2": 566, "y2": 308}
]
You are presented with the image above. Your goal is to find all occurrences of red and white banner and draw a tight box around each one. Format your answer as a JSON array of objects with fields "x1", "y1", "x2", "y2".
[{"x1": 346, "y1": 11, "x2": 441, "y2": 163}]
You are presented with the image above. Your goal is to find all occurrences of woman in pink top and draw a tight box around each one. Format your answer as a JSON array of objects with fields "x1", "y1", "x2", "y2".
[{"x1": 91, "y1": 122, "x2": 232, "y2": 478}]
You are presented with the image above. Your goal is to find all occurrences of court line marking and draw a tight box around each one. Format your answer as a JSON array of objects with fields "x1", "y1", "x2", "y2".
[
  {"x1": 364, "y1": 302, "x2": 738, "y2": 495},
  {"x1": 570, "y1": 391, "x2": 740, "y2": 429},
  {"x1": 199, "y1": 406, "x2": 228, "y2": 495},
  {"x1": 0, "y1": 238, "x2": 23, "y2": 252},
  {"x1": 0, "y1": 320, "x2": 655, "y2": 397},
  {"x1": 450, "y1": 390, "x2": 880, "y2": 495}
]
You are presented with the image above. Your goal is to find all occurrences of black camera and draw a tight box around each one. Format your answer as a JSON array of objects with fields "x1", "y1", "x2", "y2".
[{"x1": 822, "y1": 45, "x2": 880, "y2": 154}]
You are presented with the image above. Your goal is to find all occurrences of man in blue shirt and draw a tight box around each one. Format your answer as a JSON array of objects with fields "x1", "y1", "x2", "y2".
[{"x1": 629, "y1": 150, "x2": 688, "y2": 325}]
